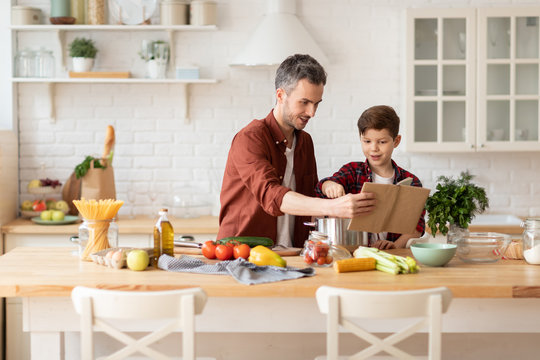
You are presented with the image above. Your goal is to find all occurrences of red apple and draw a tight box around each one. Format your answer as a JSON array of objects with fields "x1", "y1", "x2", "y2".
[{"x1": 32, "y1": 200, "x2": 47, "y2": 212}]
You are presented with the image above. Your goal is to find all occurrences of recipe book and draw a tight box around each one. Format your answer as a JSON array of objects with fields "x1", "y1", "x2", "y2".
[{"x1": 347, "y1": 181, "x2": 430, "y2": 234}]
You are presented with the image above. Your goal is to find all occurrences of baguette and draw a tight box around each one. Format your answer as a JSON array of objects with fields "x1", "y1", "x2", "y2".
[{"x1": 100, "y1": 125, "x2": 115, "y2": 166}]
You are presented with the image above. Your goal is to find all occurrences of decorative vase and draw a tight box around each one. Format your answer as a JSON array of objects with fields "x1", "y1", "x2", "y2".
[
  {"x1": 447, "y1": 223, "x2": 469, "y2": 244},
  {"x1": 72, "y1": 57, "x2": 94, "y2": 72},
  {"x1": 146, "y1": 59, "x2": 167, "y2": 79}
]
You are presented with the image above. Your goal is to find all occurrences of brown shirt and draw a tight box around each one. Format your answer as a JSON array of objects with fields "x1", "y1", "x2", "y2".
[{"x1": 218, "y1": 110, "x2": 318, "y2": 247}]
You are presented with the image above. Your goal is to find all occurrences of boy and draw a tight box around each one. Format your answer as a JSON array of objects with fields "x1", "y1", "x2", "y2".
[{"x1": 315, "y1": 105, "x2": 425, "y2": 249}]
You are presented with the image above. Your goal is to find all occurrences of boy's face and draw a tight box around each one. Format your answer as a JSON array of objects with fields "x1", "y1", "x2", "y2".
[{"x1": 360, "y1": 128, "x2": 401, "y2": 169}]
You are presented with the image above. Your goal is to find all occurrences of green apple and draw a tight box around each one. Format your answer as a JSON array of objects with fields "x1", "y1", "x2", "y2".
[
  {"x1": 46, "y1": 199, "x2": 57, "y2": 210},
  {"x1": 21, "y1": 200, "x2": 33, "y2": 211},
  {"x1": 126, "y1": 249, "x2": 149, "y2": 271},
  {"x1": 40, "y1": 210, "x2": 53, "y2": 221},
  {"x1": 55, "y1": 200, "x2": 69, "y2": 213},
  {"x1": 51, "y1": 210, "x2": 65, "y2": 221}
]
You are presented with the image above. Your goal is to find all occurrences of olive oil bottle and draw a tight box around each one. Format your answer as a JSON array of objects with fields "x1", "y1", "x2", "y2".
[{"x1": 153, "y1": 208, "x2": 174, "y2": 267}]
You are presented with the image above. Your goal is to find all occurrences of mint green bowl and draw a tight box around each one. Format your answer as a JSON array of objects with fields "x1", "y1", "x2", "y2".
[{"x1": 410, "y1": 243, "x2": 457, "y2": 267}]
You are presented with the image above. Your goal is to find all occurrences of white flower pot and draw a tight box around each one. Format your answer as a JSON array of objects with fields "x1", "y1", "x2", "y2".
[
  {"x1": 147, "y1": 59, "x2": 167, "y2": 79},
  {"x1": 72, "y1": 57, "x2": 94, "y2": 72}
]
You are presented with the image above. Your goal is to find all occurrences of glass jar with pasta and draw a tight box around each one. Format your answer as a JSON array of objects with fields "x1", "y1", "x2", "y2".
[
  {"x1": 77, "y1": 218, "x2": 118, "y2": 260},
  {"x1": 72, "y1": 198, "x2": 124, "y2": 261}
]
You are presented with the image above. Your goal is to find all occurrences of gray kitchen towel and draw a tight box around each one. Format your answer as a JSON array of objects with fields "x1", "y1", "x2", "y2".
[{"x1": 157, "y1": 254, "x2": 315, "y2": 285}]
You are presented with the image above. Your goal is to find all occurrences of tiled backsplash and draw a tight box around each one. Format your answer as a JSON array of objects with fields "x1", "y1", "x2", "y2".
[{"x1": 14, "y1": 0, "x2": 540, "y2": 218}]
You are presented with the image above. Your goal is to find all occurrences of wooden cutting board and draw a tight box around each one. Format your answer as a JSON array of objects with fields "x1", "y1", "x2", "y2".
[
  {"x1": 68, "y1": 71, "x2": 130, "y2": 78},
  {"x1": 173, "y1": 247, "x2": 302, "y2": 257}
]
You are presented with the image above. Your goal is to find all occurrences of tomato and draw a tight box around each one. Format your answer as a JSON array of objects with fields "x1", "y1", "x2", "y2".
[
  {"x1": 304, "y1": 253, "x2": 314, "y2": 264},
  {"x1": 233, "y1": 244, "x2": 250, "y2": 259},
  {"x1": 325, "y1": 255, "x2": 333, "y2": 264},
  {"x1": 317, "y1": 257, "x2": 326, "y2": 266},
  {"x1": 201, "y1": 241, "x2": 217, "y2": 259},
  {"x1": 32, "y1": 200, "x2": 46, "y2": 212},
  {"x1": 215, "y1": 244, "x2": 234, "y2": 261}
]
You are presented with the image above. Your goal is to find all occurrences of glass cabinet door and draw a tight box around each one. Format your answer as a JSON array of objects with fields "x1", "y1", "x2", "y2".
[
  {"x1": 406, "y1": 8, "x2": 476, "y2": 152},
  {"x1": 478, "y1": 8, "x2": 540, "y2": 151}
]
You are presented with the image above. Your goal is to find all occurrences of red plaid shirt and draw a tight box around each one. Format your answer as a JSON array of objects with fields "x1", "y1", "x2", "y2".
[{"x1": 315, "y1": 160, "x2": 426, "y2": 241}]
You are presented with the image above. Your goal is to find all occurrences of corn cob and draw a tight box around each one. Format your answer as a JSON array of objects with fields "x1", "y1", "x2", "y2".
[{"x1": 333, "y1": 257, "x2": 376, "y2": 273}]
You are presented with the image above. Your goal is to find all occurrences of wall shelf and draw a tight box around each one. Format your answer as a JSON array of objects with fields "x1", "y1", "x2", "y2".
[
  {"x1": 11, "y1": 23, "x2": 219, "y2": 125},
  {"x1": 13, "y1": 78, "x2": 218, "y2": 124}
]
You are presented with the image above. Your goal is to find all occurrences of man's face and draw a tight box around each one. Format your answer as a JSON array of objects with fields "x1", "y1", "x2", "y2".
[
  {"x1": 277, "y1": 78, "x2": 324, "y2": 131},
  {"x1": 360, "y1": 128, "x2": 401, "y2": 169}
]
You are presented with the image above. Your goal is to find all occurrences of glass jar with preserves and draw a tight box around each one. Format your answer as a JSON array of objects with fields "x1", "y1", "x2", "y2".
[{"x1": 522, "y1": 218, "x2": 540, "y2": 264}]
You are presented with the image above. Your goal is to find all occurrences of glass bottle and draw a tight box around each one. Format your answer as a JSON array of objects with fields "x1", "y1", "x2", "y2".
[
  {"x1": 77, "y1": 218, "x2": 118, "y2": 261},
  {"x1": 522, "y1": 218, "x2": 540, "y2": 264},
  {"x1": 153, "y1": 208, "x2": 174, "y2": 267}
]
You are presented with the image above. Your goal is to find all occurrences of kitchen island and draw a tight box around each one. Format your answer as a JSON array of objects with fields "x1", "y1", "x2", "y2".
[{"x1": 1, "y1": 246, "x2": 540, "y2": 359}]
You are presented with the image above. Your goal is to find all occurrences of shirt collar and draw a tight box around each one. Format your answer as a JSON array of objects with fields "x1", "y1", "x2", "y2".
[
  {"x1": 264, "y1": 109, "x2": 295, "y2": 146},
  {"x1": 365, "y1": 159, "x2": 399, "y2": 183}
]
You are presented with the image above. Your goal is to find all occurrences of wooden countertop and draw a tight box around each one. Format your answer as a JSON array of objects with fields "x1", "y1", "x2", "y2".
[
  {"x1": 1, "y1": 247, "x2": 540, "y2": 299},
  {"x1": 1, "y1": 215, "x2": 219, "y2": 235}
]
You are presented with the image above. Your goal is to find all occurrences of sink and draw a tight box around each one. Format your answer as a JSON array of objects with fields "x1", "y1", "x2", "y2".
[{"x1": 470, "y1": 214, "x2": 522, "y2": 226}]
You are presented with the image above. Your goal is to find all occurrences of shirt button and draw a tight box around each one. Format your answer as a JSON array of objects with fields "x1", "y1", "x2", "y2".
[
  {"x1": 275, "y1": 141, "x2": 279, "y2": 144},
  {"x1": 284, "y1": 139, "x2": 287, "y2": 143},
  {"x1": 279, "y1": 176, "x2": 283, "y2": 179},
  {"x1": 284, "y1": 152, "x2": 286, "y2": 155}
]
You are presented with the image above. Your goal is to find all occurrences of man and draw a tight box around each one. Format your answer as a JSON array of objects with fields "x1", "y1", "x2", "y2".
[{"x1": 218, "y1": 54, "x2": 376, "y2": 248}]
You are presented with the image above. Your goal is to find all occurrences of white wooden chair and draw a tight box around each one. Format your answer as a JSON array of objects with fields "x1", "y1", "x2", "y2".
[
  {"x1": 315, "y1": 286, "x2": 453, "y2": 360},
  {"x1": 71, "y1": 286, "x2": 208, "y2": 360}
]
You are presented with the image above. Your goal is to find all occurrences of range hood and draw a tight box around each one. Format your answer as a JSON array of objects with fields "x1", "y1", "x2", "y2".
[{"x1": 230, "y1": 0, "x2": 329, "y2": 67}]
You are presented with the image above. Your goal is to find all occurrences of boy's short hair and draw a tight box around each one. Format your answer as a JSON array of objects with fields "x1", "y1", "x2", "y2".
[
  {"x1": 275, "y1": 54, "x2": 327, "y2": 94},
  {"x1": 357, "y1": 105, "x2": 400, "y2": 139}
]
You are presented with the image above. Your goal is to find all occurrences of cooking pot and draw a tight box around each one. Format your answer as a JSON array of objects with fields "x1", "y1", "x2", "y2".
[{"x1": 305, "y1": 218, "x2": 368, "y2": 247}]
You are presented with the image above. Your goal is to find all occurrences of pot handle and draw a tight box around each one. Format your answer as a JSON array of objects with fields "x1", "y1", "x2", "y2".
[{"x1": 303, "y1": 222, "x2": 317, "y2": 227}]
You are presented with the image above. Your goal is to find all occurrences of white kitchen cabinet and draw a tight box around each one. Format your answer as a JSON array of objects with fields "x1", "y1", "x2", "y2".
[{"x1": 406, "y1": 8, "x2": 540, "y2": 152}]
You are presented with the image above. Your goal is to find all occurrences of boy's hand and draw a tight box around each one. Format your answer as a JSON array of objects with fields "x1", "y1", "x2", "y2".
[
  {"x1": 372, "y1": 239, "x2": 396, "y2": 250},
  {"x1": 322, "y1": 181, "x2": 345, "y2": 199}
]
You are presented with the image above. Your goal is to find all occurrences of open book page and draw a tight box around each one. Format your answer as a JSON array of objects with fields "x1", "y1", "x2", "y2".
[{"x1": 347, "y1": 182, "x2": 430, "y2": 234}]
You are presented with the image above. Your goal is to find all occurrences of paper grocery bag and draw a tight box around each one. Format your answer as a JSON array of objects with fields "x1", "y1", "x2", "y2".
[
  {"x1": 62, "y1": 172, "x2": 81, "y2": 215},
  {"x1": 348, "y1": 182, "x2": 430, "y2": 234},
  {"x1": 81, "y1": 160, "x2": 116, "y2": 200}
]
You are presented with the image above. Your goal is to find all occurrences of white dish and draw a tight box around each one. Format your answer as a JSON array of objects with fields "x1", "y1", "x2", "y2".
[{"x1": 109, "y1": 0, "x2": 157, "y2": 25}]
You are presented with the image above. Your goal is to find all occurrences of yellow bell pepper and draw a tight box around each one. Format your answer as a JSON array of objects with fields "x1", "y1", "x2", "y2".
[{"x1": 248, "y1": 245, "x2": 287, "y2": 267}]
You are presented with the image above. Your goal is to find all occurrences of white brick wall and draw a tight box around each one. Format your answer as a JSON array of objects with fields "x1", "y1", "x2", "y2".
[{"x1": 12, "y1": 0, "x2": 540, "y2": 219}]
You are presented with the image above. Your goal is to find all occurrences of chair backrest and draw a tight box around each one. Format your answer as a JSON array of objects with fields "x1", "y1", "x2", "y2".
[
  {"x1": 71, "y1": 286, "x2": 207, "y2": 360},
  {"x1": 316, "y1": 286, "x2": 453, "y2": 360}
]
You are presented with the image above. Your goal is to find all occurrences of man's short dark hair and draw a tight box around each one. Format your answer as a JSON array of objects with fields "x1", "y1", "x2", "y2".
[
  {"x1": 275, "y1": 54, "x2": 327, "y2": 93},
  {"x1": 357, "y1": 105, "x2": 400, "y2": 139}
]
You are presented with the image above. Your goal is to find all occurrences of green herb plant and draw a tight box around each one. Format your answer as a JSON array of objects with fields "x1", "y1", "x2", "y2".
[
  {"x1": 425, "y1": 171, "x2": 489, "y2": 236},
  {"x1": 69, "y1": 37, "x2": 98, "y2": 58},
  {"x1": 75, "y1": 156, "x2": 105, "y2": 179}
]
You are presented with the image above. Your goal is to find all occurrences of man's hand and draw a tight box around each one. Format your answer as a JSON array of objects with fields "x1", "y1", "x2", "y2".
[
  {"x1": 372, "y1": 239, "x2": 396, "y2": 250},
  {"x1": 328, "y1": 192, "x2": 376, "y2": 218},
  {"x1": 321, "y1": 181, "x2": 345, "y2": 199}
]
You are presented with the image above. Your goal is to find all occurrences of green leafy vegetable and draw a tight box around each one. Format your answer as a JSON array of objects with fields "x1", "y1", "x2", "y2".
[
  {"x1": 425, "y1": 171, "x2": 489, "y2": 236},
  {"x1": 75, "y1": 155, "x2": 106, "y2": 179}
]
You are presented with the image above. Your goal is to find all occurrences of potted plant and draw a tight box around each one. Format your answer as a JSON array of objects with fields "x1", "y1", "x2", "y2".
[
  {"x1": 69, "y1": 37, "x2": 98, "y2": 72},
  {"x1": 139, "y1": 40, "x2": 169, "y2": 79},
  {"x1": 425, "y1": 171, "x2": 489, "y2": 243}
]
